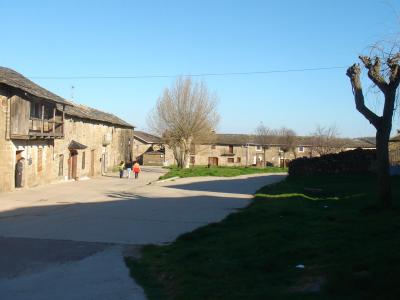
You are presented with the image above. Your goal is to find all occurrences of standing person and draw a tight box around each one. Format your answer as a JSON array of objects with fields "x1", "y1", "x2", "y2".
[
  {"x1": 118, "y1": 161, "x2": 125, "y2": 178},
  {"x1": 133, "y1": 161, "x2": 141, "y2": 179},
  {"x1": 15, "y1": 157, "x2": 25, "y2": 188},
  {"x1": 126, "y1": 161, "x2": 132, "y2": 179}
]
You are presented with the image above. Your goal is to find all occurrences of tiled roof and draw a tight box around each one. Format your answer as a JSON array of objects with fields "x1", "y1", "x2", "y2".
[
  {"x1": 64, "y1": 103, "x2": 134, "y2": 128},
  {"x1": 0, "y1": 66, "x2": 134, "y2": 128},
  {"x1": 390, "y1": 134, "x2": 400, "y2": 142},
  {"x1": 0, "y1": 66, "x2": 70, "y2": 105},
  {"x1": 213, "y1": 133, "x2": 375, "y2": 148},
  {"x1": 134, "y1": 131, "x2": 162, "y2": 144}
]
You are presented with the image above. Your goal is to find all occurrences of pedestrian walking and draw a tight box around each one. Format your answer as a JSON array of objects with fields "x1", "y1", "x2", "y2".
[
  {"x1": 118, "y1": 161, "x2": 125, "y2": 178},
  {"x1": 133, "y1": 161, "x2": 141, "y2": 179},
  {"x1": 126, "y1": 161, "x2": 132, "y2": 179}
]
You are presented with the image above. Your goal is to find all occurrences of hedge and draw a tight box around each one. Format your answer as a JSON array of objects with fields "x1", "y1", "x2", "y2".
[{"x1": 288, "y1": 148, "x2": 376, "y2": 176}]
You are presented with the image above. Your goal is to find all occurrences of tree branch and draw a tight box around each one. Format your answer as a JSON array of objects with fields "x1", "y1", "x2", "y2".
[
  {"x1": 388, "y1": 53, "x2": 400, "y2": 89},
  {"x1": 346, "y1": 63, "x2": 380, "y2": 128},
  {"x1": 359, "y1": 56, "x2": 388, "y2": 93}
]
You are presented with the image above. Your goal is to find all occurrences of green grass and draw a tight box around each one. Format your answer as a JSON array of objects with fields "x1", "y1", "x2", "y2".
[
  {"x1": 159, "y1": 165, "x2": 286, "y2": 180},
  {"x1": 126, "y1": 174, "x2": 400, "y2": 300}
]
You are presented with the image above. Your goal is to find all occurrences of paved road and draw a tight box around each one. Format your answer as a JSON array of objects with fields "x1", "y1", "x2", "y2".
[{"x1": 0, "y1": 167, "x2": 286, "y2": 299}]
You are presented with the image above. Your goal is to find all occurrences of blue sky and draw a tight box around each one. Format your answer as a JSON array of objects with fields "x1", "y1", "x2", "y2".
[{"x1": 1, "y1": 0, "x2": 399, "y2": 137}]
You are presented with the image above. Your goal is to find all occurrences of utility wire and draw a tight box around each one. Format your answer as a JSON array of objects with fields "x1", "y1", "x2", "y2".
[{"x1": 26, "y1": 66, "x2": 347, "y2": 80}]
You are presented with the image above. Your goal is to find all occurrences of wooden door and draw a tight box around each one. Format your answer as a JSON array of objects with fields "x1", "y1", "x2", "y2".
[
  {"x1": 90, "y1": 150, "x2": 95, "y2": 176},
  {"x1": 208, "y1": 157, "x2": 218, "y2": 166},
  {"x1": 15, "y1": 151, "x2": 23, "y2": 188},
  {"x1": 69, "y1": 150, "x2": 78, "y2": 179}
]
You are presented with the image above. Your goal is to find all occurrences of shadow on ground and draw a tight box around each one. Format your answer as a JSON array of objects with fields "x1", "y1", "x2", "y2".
[{"x1": 166, "y1": 174, "x2": 285, "y2": 195}]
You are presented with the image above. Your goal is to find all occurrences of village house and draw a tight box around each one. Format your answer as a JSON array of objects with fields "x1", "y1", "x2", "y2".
[
  {"x1": 134, "y1": 131, "x2": 376, "y2": 168},
  {"x1": 132, "y1": 131, "x2": 173, "y2": 166},
  {"x1": 159, "y1": 133, "x2": 376, "y2": 167},
  {"x1": 0, "y1": 67, "x2": 134, "y2": 192}
]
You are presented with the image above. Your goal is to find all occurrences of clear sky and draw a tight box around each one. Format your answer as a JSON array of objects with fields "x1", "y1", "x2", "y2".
[{"x1": 1, "y1": 0, "x2": 399, "y2": 137}]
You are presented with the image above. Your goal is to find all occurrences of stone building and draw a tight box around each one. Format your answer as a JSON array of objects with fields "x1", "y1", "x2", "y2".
[
  {"x1": 130, "y1": 132, "x2": 376, "y2": 168},
  {"x1": 0, "y1": 67, "x2": 134, "y2": 192},
  {"x1": 186, "y1": 134, "x2": 376, "y2": 168},
  {"x1": 389, "y1": 131, "x2": 400, "y2": 166},
  {"x1": 132, "y1": 131, "x2": 174, "y2": 166}
]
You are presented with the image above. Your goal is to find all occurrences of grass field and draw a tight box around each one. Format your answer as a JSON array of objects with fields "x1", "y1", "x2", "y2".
[
  {"x1": 159, "y1": 165, "x2": 286, "y2": 180},
  {"x1": 126, "y1": 174, "x2": 400, "y2": 300}
]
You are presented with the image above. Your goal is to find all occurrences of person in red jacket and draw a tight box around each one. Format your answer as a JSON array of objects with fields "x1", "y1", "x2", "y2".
[{"x1": 133, "y1": 161, "x2": 141, "y2": 179}]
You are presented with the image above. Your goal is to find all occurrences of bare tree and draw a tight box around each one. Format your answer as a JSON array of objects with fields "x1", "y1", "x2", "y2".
[
  {"x1": 275, "y1": 127, "x2": 297, "y2": 167},
  {"x1": 346, "y1": 53, "x2": 400, "y2": 208},
  {"x1": 255, "y1": 122, "x2": 271, "y2": 166},
  {"x1": 310, "y1": 125, "x2": 343, "y2": 156},
  {"x1": 148, "y1": 77, "x2": 219, "y2": 168}
]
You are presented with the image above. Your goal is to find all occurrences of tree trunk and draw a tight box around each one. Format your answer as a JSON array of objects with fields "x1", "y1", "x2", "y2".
[
  {"x1": 376, "y1": 128, "x2": 392, "y2": 208},
  {"x1": 263, "y1": 147, "x2": 266, "y2": 167},
  {"x1": 172, "y1": 146, "x2": 184, "y2": 168},
  {"x1": 181, "y1": 137, "x2": 192, "y2": 169}
]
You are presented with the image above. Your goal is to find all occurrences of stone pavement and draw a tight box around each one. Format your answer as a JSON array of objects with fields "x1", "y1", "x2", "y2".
[{"x1": 0, "y1": 167, "x2": 286, "y2": 299}]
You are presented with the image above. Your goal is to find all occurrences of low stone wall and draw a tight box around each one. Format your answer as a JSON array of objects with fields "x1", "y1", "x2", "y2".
[{"x1": 288, "y1": 148, "x2": 376, "y2": 176}]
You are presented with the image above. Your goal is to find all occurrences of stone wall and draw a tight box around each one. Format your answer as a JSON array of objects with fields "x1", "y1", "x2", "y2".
[
  {"x1": 0, "y1": 93, "x2": 14, "y2": 192},
  {"x1": 0, "y1": 93, "x2": 134, "y2": 192},
  {"x1": 389, "y1": 140, "x2": 400, "y2": 165}
]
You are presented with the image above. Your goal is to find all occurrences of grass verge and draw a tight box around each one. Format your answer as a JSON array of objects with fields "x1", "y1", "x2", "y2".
[
  {"x1": 159, "y1": 165, "x2": 286, "y2": 180},
  {"x1": 126, "y1": 174, "x2": 400, "y2": 300}
]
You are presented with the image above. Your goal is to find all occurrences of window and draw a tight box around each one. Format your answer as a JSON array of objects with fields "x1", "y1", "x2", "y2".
[
  {"x1": 30, "y1": 102, "x2": 41, "y2": 119},
  {"x1": 58, "y1": 154, "x2": 64, "y2": 176},
  {"x1": 190, "y1": 156, "x2": 195, "y2": 164},
  {"x1": 211, "y1": 145, "x2": 216, "y2": 150},
  {"x1": 82, "y1": 151, "x2": 86, "y2": 169},
  {"x1": 237, "y1": 157, "x2": 241, "y2": 163},
  {"x1": 298, "y1": 146, "x2": 304, "y2": 153},
  {"x1": 37, "y1": 148, "x2": 42, "y2": 172},
  {"x1": 256, "y1": 145, "x2": 262, "y2": 151},
  {"x1": 228, "y1": 145, "x2": 234, "y2": 154},
  {"x1": 227, "y1": 157, "x2": 234, "y2": 163},
  {"x1": 43, "y1": 105, "x2": 52, "y2": 119}
]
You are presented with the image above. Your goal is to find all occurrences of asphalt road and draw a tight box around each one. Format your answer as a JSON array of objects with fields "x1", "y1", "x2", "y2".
[{"x1": 0, "y1": 167, "x2": 286, "y2": 299}]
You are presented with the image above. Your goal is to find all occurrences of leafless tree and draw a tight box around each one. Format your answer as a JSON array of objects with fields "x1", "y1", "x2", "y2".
[
  {"x1": 148, "y1": 77, "x2": 219, "y2": 168},
  {"x1": 346, "y1": 52, "x2": 400, "y2": 208},
  {"x1": 255, "y1": 122, "x2": 271, "y2": 166},
  {"x1": 275, "y1": 127, "x2": 297, "y2": 167},
  {"x1": 310, "y1": 125, "x2": 344, "y2": 156}
]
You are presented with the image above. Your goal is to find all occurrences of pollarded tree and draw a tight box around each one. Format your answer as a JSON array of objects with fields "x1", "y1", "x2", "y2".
[
  {"x1": 148, "y1": 77, "x2": 219, "y2": 168},
  {"x1": 346, "y1": 53, "x2": 400, "y2": 208}
]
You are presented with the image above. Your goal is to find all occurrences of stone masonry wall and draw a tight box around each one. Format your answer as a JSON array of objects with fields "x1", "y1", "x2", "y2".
[
  {"x1": 0, "y1": 95, "x2": 134, "y2": 192},
  {"x1": 0, "y1": 94, "x2": 14, "y2": 192}
]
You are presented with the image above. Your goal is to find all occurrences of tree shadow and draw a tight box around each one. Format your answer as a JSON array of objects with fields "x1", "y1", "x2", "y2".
[
  {"x1": 165, "y1": 174, "x2": 286, "y2": 195},
  {"x1": 0, "y1": 192, "x2": 250, "y2": 247}
]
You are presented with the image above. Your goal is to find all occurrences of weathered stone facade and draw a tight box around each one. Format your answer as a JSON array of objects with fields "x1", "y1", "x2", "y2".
[
  {"x1": 187, "y1": 143, "x2": 310, "y2": 167},
  {"x1": 389, "y1": 132, "x2": 400, "y2": 166},
  {"x1": 162, "y1": 134, "x2": 376, "y2": 168},
  {"x1": 133, "y1": 132, "x2": 376, "y2": 168},
  {"x1": 131, "y1": 131, "x2": 170, "y2": 166},
  {"x1": 0, "y1": 67, "x2": 134, "y2": 192}
]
